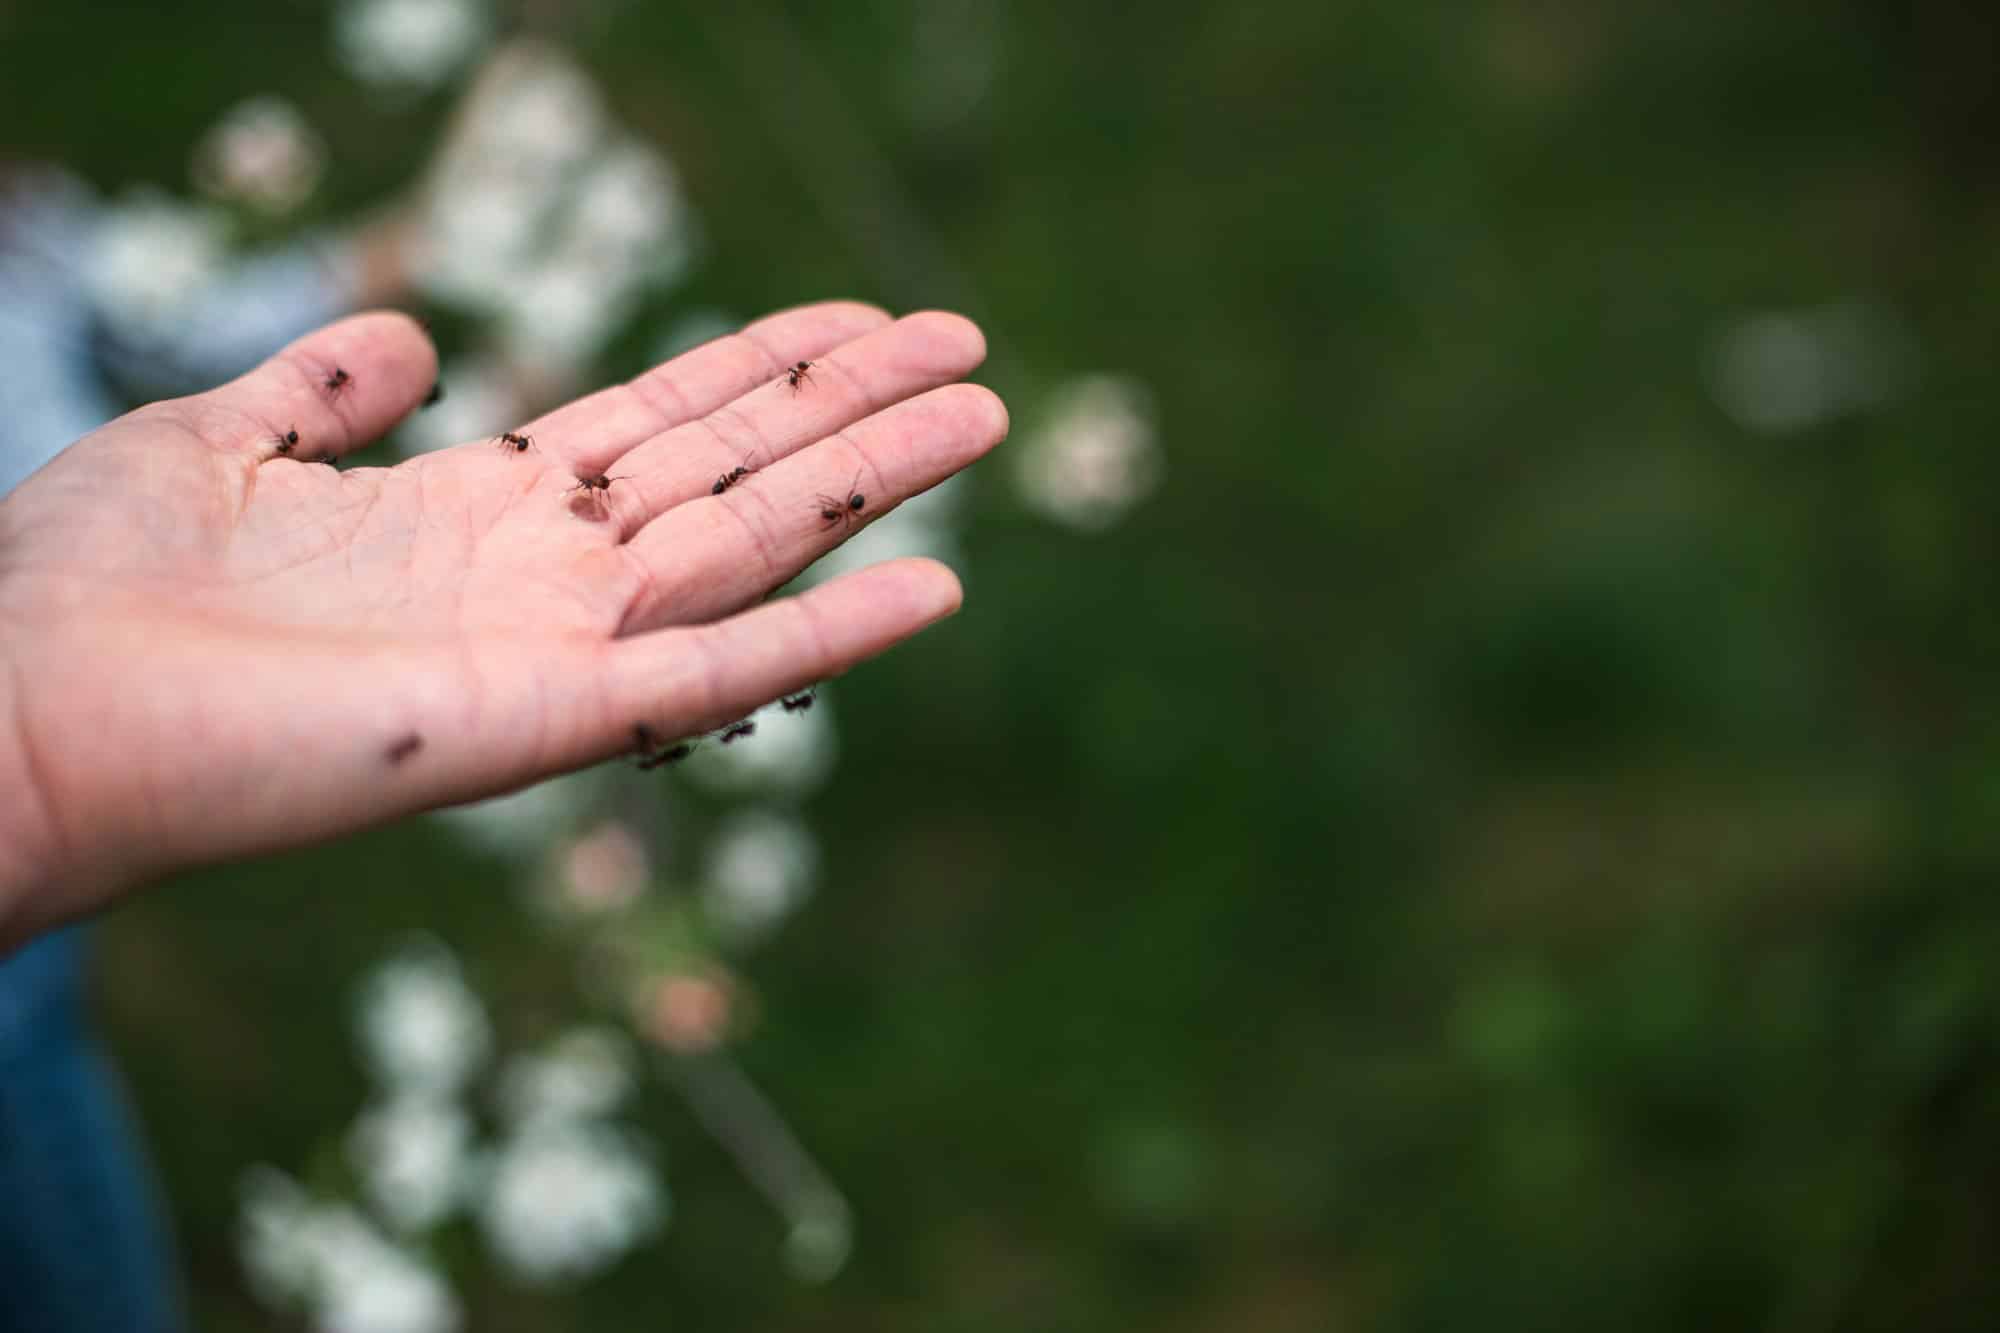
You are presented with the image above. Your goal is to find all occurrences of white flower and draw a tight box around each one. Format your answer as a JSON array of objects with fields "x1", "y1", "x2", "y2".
[
  {"x1": 238, "y1": 1173, "x2": 461, "y2": 1333},
  {"x1": 389, "y1": 355, "x2": 519, "y2": 458},
  {"x1": 563, "y1": 140, "x2": 693, "y2": 281},
  {"x1": 701, "y1": 809, "x2": 819, "y2": 946},
  {"x1": 334, "y1": 0, "x2": 491, "y2": 91},
  {"x1": 498, "y1": 1028, "x2": 635, "y2": 1131},
  {"x1": 1708, "y1": 303, "x2": 1916, "y2": 436},
  {"x1": 191, "y1": 96, "x2": 327, "y2": 215},
  {"x1": 356, "y1": 939, "x2": 492, "y2": 1096},
  {"x1": 83, "y1": 192, "x2": 228, "y2": 342},
  {"x1": 239, "y1": 1167, "x2": 320, "y2": 1305},
  {"x1": 431, "y1": 768, "x2": 604, "y2": 857},
  {"x1": 683, "y1": 695, "x2": 837, "y2": 795},
  {"x1": 1014, "y1": 374, "x2": 1162, "y2": 531},
  {"x1": 309, "y1": 1210, "x2": 461, "y2": 1333},
  {"x1": 478, "y1": 1123, "x2": 664, "y2": 1281},
  {"x1": 348, "y1": 1096, "x2": 473, "y2": 1232}
]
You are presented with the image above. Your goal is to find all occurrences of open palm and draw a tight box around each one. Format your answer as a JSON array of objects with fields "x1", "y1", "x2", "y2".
[{"x1": 0, "y1": 302, "x2": 1001, "y2": 942}]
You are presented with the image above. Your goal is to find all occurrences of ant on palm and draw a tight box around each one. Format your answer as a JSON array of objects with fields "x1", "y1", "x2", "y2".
[
  {"x1": 780, "y1": 687, "x2": 817, "y2": 713},
  {"x1": 272, "y1": 427, "x2": 299, "y2": 455},
  {"x1": 495, "y1": 431, "x2": 536, "y2": 453},
  {"x1": 568, "y1": 472, "x2": 631, "y2": 513},
  {"x1": 813, "y1": 471, "x2": 867, "y2": 530},
  {"x1": 718, "y1": 719, "x2": 756, "y2": 744},
  {"x1": 324, "y1": 367, "x2": 351, "y2": 397},
  {"x1": 784, "y1": 360, "x2": 815, "y2": 392}
]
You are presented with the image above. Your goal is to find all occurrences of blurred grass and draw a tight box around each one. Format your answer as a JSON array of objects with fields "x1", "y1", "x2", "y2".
[{"x1": 7, "y1": 0, "x2": 2000, "y2": 1328}]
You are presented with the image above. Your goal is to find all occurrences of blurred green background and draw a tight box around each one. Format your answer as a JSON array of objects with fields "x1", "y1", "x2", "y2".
[{"x1": 7, "y1": 0, "x2": 2000, "y2": 1328}]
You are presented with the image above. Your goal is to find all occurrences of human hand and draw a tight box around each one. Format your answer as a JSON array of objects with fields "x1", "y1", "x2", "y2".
[{"x1": 0, "y1": 302, "x2": 1002, "y2": 947}]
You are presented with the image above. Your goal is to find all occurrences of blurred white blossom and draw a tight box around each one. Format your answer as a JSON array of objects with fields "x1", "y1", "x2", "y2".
[
  {"x1": 349, "y1": 1096, "x2": 474, "y2": 1232},
  {"x1": 432, "y1": 768, "x2": 603, "y2": 856},
  {"x1": 701, "y1": 808, "x2": 819, "y2": 947},
  {"x1": 356, "y1": 939, "x2": 492, "y2": 1096},
  {"x1": 191, "y1": 97, "x2": 327, "y2": 215},
  {"x1": 1708, "y1": 303, "x2": 1916, "y2": 435},
  {"x1": 498, "y1": 1028, "x2": 636, "y2": 1131},
  {"x1": 335, "y1": 0, "x2": 492, "y2": 91},
  {"x1": 683, "y1": 697, "x2": 837, "y2": 795},
  {"x1": 391, "y1": 354, "x2": 519, "y2": 457},
  {"x1": 83, "y1": 193, "x2": 228, "y2": 342},
  {"x1": 479, "y1": 1123, "x2": 664, "y2": 1281},
  {"x1": 1014, "y1": 374, "x2": 1162, "y2": 531},
  {"x1": 239, "y1": 1170, "x2": 461, "y2": 1333}
]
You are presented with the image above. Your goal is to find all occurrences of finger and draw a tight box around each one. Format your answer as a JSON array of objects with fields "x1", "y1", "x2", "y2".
[
  {"x1": 617, "y1": 382, "x2": 1006, "y2": 630},
  {"x1": 602, "y1": 557, "x2": 961, "y2": 743},
  {"x1": 521, "y1": 300, "x2": 892, "y2": 471},
  {"x1": 163, "y1": 311, "x2": 437, "y2": 463},
  {"x1": 594, "y1": 311, "x2": 988, "y2": 535}
]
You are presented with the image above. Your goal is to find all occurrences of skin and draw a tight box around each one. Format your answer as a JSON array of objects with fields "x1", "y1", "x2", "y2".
[{"x1": 0, "y1": 302, "x2": 1004, "y2": 950}]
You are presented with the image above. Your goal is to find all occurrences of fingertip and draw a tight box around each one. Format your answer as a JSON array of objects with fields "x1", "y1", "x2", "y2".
[
  {"x1": 903, "y1": 310, "x2": 988, "y2": 372},
  {"x1": 884, "y1": 556, "x2": 965, "y2": 622}
]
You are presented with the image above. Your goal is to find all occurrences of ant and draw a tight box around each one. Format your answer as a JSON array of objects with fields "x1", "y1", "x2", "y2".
[
  {"x1": 632, "y1": 723, "x2": 696, "y2": 769},
  {"x1": 784, "y1": 360, "x2": 815, "y2": 392},
  {"x1": 423, "y1": 381, "x2": 444, "y2": 408},
  {"x1": 568, "y1": 472, "x2": 631, "y2": 512},
  {"x1": 813, "y1": 471, "x2": 867, "y2": 529},
  {"x1": 385, "y1": 733, "x2": 424, "y2": 764},
  {"x1": 324, "y1": 366, "x2": 351, "y2": 397},
  {"x1": 711, "y1": 449, "x2": 761, "y2": 495},
  {"x1": 718, "y1": 719, "x2": 756, "y2": 744},
  {"x1": 316, "y1": 452, "x2": 339, "y2": 468},
  {"x1": 780, "y1": 688, "x2": 817, "y2": 713},
  {"x1": 272, "y1": 427, "x2": 299, "y2": 455},
  {"x1": 495, "y1": 431, "x2": 536, "y2": 453}
]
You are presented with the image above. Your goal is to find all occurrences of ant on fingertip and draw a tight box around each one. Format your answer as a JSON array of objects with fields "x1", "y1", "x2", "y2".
[
  {"x1": 784, "y1": 360, "x2": 815, "y2": 392},
  {"x1": 718, "y1": 719, "x2": 756, "y2": 744},
  {"x1": 495, "y1": 431, "x2": 536, "y2": 453},
  {"x1": 780, "y1": 687, "x2": 817, "y2": 713},
  {"x1": 423, "y1": 381, "x2": 444, "y2": 408},
  {"x1": 813, "y1": 471, "x2": 867, "y2": 529},
  {"x1": 324, "y1": 367, "x2": 351, "y2": 396},
  {"x1": 272, "y1": 427, "x2": 299, "y2": 455}
]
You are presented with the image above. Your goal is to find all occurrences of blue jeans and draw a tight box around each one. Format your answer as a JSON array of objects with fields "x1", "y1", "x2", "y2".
[{"x1": 0, "y1": 930, "x2": 185, "y2": 1332}]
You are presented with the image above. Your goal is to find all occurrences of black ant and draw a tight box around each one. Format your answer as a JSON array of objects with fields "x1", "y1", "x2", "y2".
[
  {"x1": 385, "y1": 733, "x2": 424, "y2": 764},
  {"x1": 632, "y1": 723, "x2": 696, "y2": 769},
  {"x1": 495, "y1": 431, "x2": 536, "y2": 453},
  {"x1": 423, "y1": 381, "x2": 444, "y2": 408},
  {"x1": 272, "y1": 427, "x2": 299, "y2": 455},
  {"x1": 324, "y1": 367, "x2": 351, "y2": 396},
  {"x1": 568, "y1": 473, "x2": 631, "y2": 512},
  {"x1": 711, "y1": 449, "x2": 760, "y2": 495},
  {"x1": 813, "y1": 471, "x2": 867, "y2": 529},
  {"x1": 718, "y1": 719, "x2": 756, "y2": 744},
  {"x1": 316, "y1": 452, "x2": 339, "y2": 468},
  {"x1": 784, "y1": 360, "x2": 815, "y2": 392},
  {"x1": 780, "y1": 688, "x2": 817, "y2": 712}
]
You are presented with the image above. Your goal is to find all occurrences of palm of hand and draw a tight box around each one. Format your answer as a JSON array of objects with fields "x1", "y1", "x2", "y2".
[{"x1": 0, "y1": 303, "x2": 1000, "y2": 939}]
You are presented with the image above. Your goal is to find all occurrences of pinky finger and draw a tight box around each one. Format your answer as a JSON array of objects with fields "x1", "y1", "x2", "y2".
[{"x1": 602, "y1": 557, "x2": 962, "y2": 742}]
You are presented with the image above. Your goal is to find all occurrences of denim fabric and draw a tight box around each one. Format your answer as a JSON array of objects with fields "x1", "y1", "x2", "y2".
[{"x1": 0, "y1": 932, "x2": 186, "y2": 1332}]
